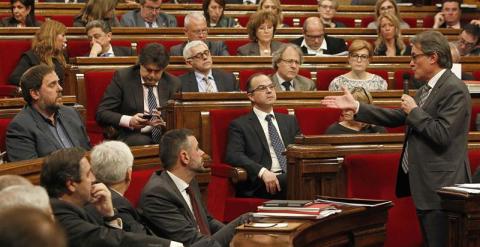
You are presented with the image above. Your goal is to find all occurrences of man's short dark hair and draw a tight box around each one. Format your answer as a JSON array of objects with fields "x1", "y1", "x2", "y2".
[
  {"x1": 441, "y1": 0, "x2": 461, "y2": 7},
  {"x1": 20, "y1": 64, "x2": 54, "y2": 105},
  {"x1": 463, "y1": 23, "x2": 480, "y2": 45},
  {"x1": 411, "y1": 31, "x2": 452, "y2": 69},
  {"x1": 159, "y1": 129, "x2": 194, "y2": 170},
  {"x1": 138, "y1": 43, "x2": 170, "y2": 69},
  {"x1": 85, "y1": 19, "x2": 112, "y2": 33},
  {"x1": 40, "y1": 147, "x2": 87, "y2": 198},
  {"x1": 246, "y1": 73, "x2": 267, "y2": 93}
]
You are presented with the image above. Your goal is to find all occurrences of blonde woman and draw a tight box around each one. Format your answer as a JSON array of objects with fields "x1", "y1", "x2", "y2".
[
  {"x1": 374, "y1": 13, "x2": 411, "y2": 56},
  {"x1": 257, "y1": 0, "x2": 286, "y2": 28},
  {"x1": 367, "y1": 0, "x2": 409, "y2": 29},
  {"x1": 9, "y1": 20, "x2": 67, "y2": 86},
  {"x1": 73, "y1": 0, "x2": 119, "y2": 27}
]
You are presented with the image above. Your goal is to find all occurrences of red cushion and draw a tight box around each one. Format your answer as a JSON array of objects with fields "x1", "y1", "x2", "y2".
[
  {"x1": 0, "y1": 118, "x2": 13, "y2": 152},
  {"x1": 124, "y1": 167, "x2": 159, "y2": 207},
  {"x1": 468, "y1": 150, "x2": 480, "y2": 174},
  {"x1": 422, "y1": 16, "x2": 434, "y2": 28},
  {"x1": 361, "y1": 16, "x2": 375, "y2": 28},
  {"x1": 49, "y1": 15, "x2": 75, "y2": 27},
  {"x1": 473, "y1": 71, "x2": 480, "y2": 81},
  {"x1": 393, "y1": 70, "x2": 415, "y2": 90},
  {"x1": 84, "y1": 71, "x2": 115, "y2": 122},
  {"x1": 298, "y1": 69, "x2": 312, "y2": 79},
  {"x1": 137, "y1": 40, "x2": 182, "y2": 55},
  {"x1": 345, "y1": 153, "x2": 422, "y2": 247},
  {"x1": 367, "y1": 69, "x2": 389, "y2": 82},
  {"x1": 67, "y1": 40, "x2": 132, "y2": 57},
  {"x1": 238, "y1": 69, "x2": 274, "y2": 91},
  {"x1": 236, "y1": 16, "x2": 249, "y2": 27},
  {"x1": 316, "y1": 69, "x2": 348, "y2": 90},
  {"x1": 175, "y1": 15, "x2": 185, "y2": 27},
  {"x1": 294, "y1": 107, "x2": 342, "y2": 135},
  {"x1": 0, "y1": 40, "x2": 31, "y2": 85},
  {"x1": 224, "y1": 39, "x2": 251, "y2": 56},
  {"x1": 470, "y1": 104, "x2": 480, "y2": 131}
]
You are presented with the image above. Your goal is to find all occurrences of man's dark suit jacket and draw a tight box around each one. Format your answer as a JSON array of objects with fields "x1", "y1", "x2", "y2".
[
  {"x1": 355, "y1": 69, "x2": 471, "y2": 210},
  {"x1": 179, "y1": 68, "x2": 239, "y2": 92},
  {"x1": 138, "y1": 171, "x2": 224, "y2": 247},
  {"x1": 170, "y1": 40, "x2": 229, "y2": 56},
  {"x1": 290, "y1": 35, "x2": 347, "y2": 56},
  {"x1": 50, "y1": 198, "x2": 171, "y2": 247},
  {"x1": 96, "y1": 65, "x2": 180, "y2": 142},
  {"x1": 9, "y1": 50, "x2": 65, "y2": 86},
  {"x1": 224, "y1": 111, "x2": 301, "y2": 197},
  {"x1": 6, "y1": 105, "x2": 91, "y2": 162},
  {"x1": 120, "y1": 9, "x2": 177, "y2": 27},
  {"x1": 236, "y1": 41, "x2": 283, "y2": 56},
  {"x1": 86, "y1": 46, "x2": 135, "y2": 57}
]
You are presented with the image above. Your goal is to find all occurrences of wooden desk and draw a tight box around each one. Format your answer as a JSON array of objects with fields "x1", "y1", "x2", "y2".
[
  {"x1": 437, "y1": 188, "x2": 480, "y2": 247},
  {"x1": 231, "y1": 201, "x2": 392, "y2": 247}
]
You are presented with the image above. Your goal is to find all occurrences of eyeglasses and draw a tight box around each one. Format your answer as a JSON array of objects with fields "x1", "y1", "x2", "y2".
[
  {"x1": 249, "y1": 83, "x2": 275, "y2": 93},
  {"x1": 319, "y1": 4, "x2": 335, "y2": 10},
  {"x1": 349, "y1": 54, "x2": 369, "y2": 61},
  {"x1": 144, "y1": 6, "x2": 161, "y2": 12},
  {"x1": 188, "y1": 49, "x2": 210, "y2": 60},
  {"x1": 410, "y1": 53, "x2": 429, "y2": 62},
  {"x1": 458, "y1": 37, "x2": 477, "y2": 49},
  {"x1": 280, "y1": 59, "x2": 300, "y2": 66},
  {"x1": 191, "y1": 29, "x2": 208, "y2": 35},
  {"x1": 305, "y1": 34, "x2": 324, "y2": 40}
]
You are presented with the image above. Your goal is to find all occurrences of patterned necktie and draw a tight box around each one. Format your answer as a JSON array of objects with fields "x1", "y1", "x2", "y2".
[
  {"x1": 203, "y1": 76, "x2": 214, "y2": 93},
  {"x1": 185, "y1": 187, "x2": 210, "y2": 235},
  {"x1": 401, "y1": 84, "x2": 431, "y2": 173},
  {"x1": 265, "y1": 114, "x2": 287, "y2": 172},
  {"x1": 147, "y1": 22, "x2": 153, "y2": 28},
  {"x1": 146, "y1": 86, "x2": 162, "y2": 143},
  {"x1": 100, "y1": 52, "x2": 112, "y2": 57},
  {"x1": 282, "y1": 81, "x2": 292, "y2": 91}
]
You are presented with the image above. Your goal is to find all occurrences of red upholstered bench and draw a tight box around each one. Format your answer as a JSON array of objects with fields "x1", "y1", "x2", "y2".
[
  {"x1": 124, "y1": 166, "x2": 160, "y2": 207},
  {"x1": 0, "y1": 118, "x2": 13, "y2": 153},
  {"x1": 224, "y1": 39, "x2": 251, "y2": 55},
  {"x1": 294, "y1": 107, "x2": 342, "y2": 135},
  {"x1": 316, "y1": 69, "x2": 348, "y2": 90},
  {"x1": 67, "y1": 40, "x2": 133, "y2": 58},
  {"x1": 0, "y1": 39, "x2": 30, "y2": 97},
  {"x1": 470, "y1": 104, "x2": 480, "y2": 131},
  {"x1": 394, "y1": 70, "x2": 415, "y2": 90},
  {"x1": 344, "y1": 153, "x2": 423, "y2": 247},
  {"x1": 49, "y1": 15, "x2": 75, "y2": 27},
  {"x1": 136, "y1": 40, "x2": 183, "y2": 55}
]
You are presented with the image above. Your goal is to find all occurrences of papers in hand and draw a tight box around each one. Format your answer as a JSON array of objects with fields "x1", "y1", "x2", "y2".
[{"x1": 441, "y1": 184, "x2": 480, "y2": 194}]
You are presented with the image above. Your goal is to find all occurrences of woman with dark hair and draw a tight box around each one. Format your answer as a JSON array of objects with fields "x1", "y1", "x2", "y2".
[
  {"x1": 73, "y1": 0, "x2": 120, "y2": 27},
  {"x1": 202, "y1": 0, "x2": 239, "y2": 27},
  {"x1": 9, "y1": 20, "x2": 67, "y2": 86},
  {"x1": 237, "y1": 10, "x2": 283, "y2": 56},
  {"x1": 374, "y1": 13, "x2": 411, "y2": 56},
  {"x1": 1, "y1": 0, "x2": 41, "y2": 27}
]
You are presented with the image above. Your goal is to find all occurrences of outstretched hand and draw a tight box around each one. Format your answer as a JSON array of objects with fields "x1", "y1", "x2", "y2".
[{"x1": 320, "y1": 86, "x2": 358, "y2": 111}]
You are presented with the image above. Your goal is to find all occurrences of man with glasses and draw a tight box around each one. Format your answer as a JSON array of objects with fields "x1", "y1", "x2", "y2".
[
  {"x1": 291, "y1": 17, "x2": 347, "y2": 56},
  {"x1": 170, "y1": 13, "x2": 229, "y2": 56},
  {"x1": 96, "y1": 43, "x2": 180, "y2": 146},
  {"x1": 454, "y1": 23, "x2": 480, "y2": 56},
  {"x1": 270, "y1": 44, "x2": 316, "y2": 91},
  {"x1": 225, "y1": 73, "x2": 301, "y2": 199},
  {"x1": 179, "y1": 40, "x2": 238, "y2": 92},
  {"x1": 433, "y1": 0, "x2": 462, "y2": 29},
  {"x1": 120, "y1": 0, "x2": 177, "y2": 28},
  {"x1": 317, "y1": 0, "x2": 345, "y2": 28},
  {"x1": 322, "y1": 31, "x2": 471, "y2": 247}
]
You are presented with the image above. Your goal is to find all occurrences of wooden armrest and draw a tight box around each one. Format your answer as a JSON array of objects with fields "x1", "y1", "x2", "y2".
[{"x1": 211, "y1": 164, "x2": 248, "y2": 184}]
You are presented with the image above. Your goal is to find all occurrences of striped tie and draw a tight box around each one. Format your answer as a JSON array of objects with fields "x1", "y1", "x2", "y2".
[
  {"x1": 401, "y1": 84, "x2": 431, "y2": 173},
  {"x1": 204, "y1": 76, "x2": 214, "y2": 93},
  {"x1": 265, "y1": 114, "x2": 287, "y2": 172},
  {"x1": 147, "y1": 86, "x2": 162, "y2": 143}
]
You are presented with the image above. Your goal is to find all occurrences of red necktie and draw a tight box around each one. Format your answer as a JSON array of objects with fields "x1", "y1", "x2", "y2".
[{"x1": 186, "y1": 187, "x2": 210, "y2": 235}]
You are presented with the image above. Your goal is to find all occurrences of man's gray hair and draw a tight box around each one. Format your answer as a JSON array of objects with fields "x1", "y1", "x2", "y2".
[
  {"x1": 90, "y1": 141, "x2": 134, "y2": 185},
  {"x1": 183, "y1": 40, "x2": 209, "y2": 60},
  {"x1": 271, "y1": 43, "x2": 304, "y2": 70},
  {"x1": 410, "y1": 31, "x2": 452, "y2": 69},
  {"x1": 0, "y1": 185, "x2": 51, "y2": 214},
  {"x1": 184, "y1": 12, "x2": 207, "y2": 28},
  {"x1": 0, "y1": 175, "x2": 32, "y2": 191}
]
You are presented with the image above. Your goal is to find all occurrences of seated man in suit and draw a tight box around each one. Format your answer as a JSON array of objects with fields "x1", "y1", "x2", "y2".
[
  {"x1": 270, "y1": 44, "x2": 316, "y2": 91},
  {"x1": 6, "y1": 65, "x2": 91, "y2": 162},
  {"x1": 455, "y1": 23, "x2": 480, "y2": 56},
  {"x1": 433, "y1": 0, "x2": 462, "y2": 29},
  {"x1": 40, "y1": 147, "x2": 212, "y2": 247},
  {"x1": 120, "y1": 0, "x2": 177, "y2": 28},
  {"x1": 87, "y1": 140, "x2": 150, "y2": 234},
  {"x1": 96, "y1": 43, "x2": 180, "y2": 146},
  {"x1": 139, "y1": 129, "x2": 247, "y2": 247},
  {"x1": 170, "y1": 12, "x2": 229, "y2": 56},
  {"x1": 180, "y1": 40, "x2": 239, "y2": 92},
  {"x1": 86, "y1": 20, "x2": 135, "y2": 57},
  {"x1": 225, "y1": 73, "x2": 301, "y2": 199},
  {"x1": 291, "y1": 16, "x2": 347, "y2": 56}
]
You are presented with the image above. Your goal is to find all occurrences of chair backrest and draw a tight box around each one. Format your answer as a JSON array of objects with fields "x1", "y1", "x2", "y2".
[
  {"x1": 367, "y1": 69, "x2": 389, "y2": 82},
  {"x1": 316, "y1": 69, "x2": 348, "y2": 90},
  {"x1": 83, "y1": 71, "x2": 115, "y2": 122},
  {"x1": 294, "y1": 107, "x2": 342, "y2": 135},
  {"x1": 0, "y1": 118, "x2": 13, "y2": 152},
  {"x1": 473, "y1": 71, "x2": 480, "y2": 81},
  {"x1": 124, "y1": 166, "x2": 159, "y2": 207},
  {"x1": 470, "y1": 104, "x2": 480, "y2": 131},
  {"x1": 49, "y1": 15, "x2": 75, "y2": 27},
  {"x1": 393, "y1": 70, "x2": 415, "y2": 90},
  {"x1": 238, "y1": 69, "x2": 274, "y2": 91},
  {"x1": 0, "y1": 39, "x2": 31, "y2": 85},
  {"x1": 136, "y1": 40, "x2": 183, "y2": 55},
  {"x1": 67, "y1": 40, "x2": 133, "y2": 58},
  {"x1": 224, "y1": 39, "x2": 251, "y2": 55}
]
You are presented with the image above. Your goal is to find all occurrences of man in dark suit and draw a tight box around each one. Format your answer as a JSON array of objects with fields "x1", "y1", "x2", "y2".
[
  {"x1": 433, "y1": 0, "x2": 462, "y2": 29},
  {"x1": 321, "y1": 31, "x2": 471, "y2": 247},
  {"x1": 291, "y1": 17, "x2": 347, "y2": 56},
  {"x1": 138, "y1": 129, "x2": 246, "y2": 247},
  {"x1": 225, "y1": 74, "x2": 301, "y2": 199},
  {"x1": 179, "y1": 40, "x2": 238, "y2": 92},
  {"x1": 86, "y1": 20, "x2": 134, "y2": 57},
  {"x1": 270, "y1": 43, "x2": 316, "y2": 91},
  {"x1": 6, "y1": 65, "x2": 91, "y2": 162},
  {"x1": 40, "y1": 147, "x2": 191, "y2": 247},
  {"x1": 170, "y1": 13, "x2": 229, "y2": 56},
  {"x1": 96, "y1": 43, "x2": 180, "y2": 146},
  {"x1": 120, "y1": 0, "x2": 177, "y2": 28}
]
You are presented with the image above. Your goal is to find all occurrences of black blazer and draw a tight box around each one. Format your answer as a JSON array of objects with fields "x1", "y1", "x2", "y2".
[
  {"x1": 96, "y1": 65, "x2": 180, "y2": 141},
  {"x1": 224, "y1": 111, "x2": 301, "y2": 197},
  {"x1": 291, "y1": 35, "x2": 347, "y2": 56},
  {"x1": 86, "y1": 46, "x2": 135, "y2": 57},
  {"x1": 0, "y1": 16, "x2": 42, "y2": 27},
  {"x1": 9, "y1": 50, "x2": 65, "y2": 86},
  {"x1": 50, "y1": 198, "x2": 171, "y2": 247},
  {"x1": 179, "y1": 68, "x2": 239, "y2": 92},
  {"x1": 236, "y1": 40, "x2": 283, "y2": 56},
  {"x1": 138, "y1": 171, "x2": 224, "y2": 246}
]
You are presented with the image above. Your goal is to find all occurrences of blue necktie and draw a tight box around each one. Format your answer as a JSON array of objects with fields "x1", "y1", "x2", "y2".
[
  {"x1": 265, "y1": 114, "x2": 287, "y2": 172},
  {"x1": 147, "y1": 86, "x2": 162, "y2": 143}
]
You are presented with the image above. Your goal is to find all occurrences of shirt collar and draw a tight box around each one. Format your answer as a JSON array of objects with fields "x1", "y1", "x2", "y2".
[
  {"x1": 253, "y1": 106, "x2": 274, "y2": 122},
  {"x1": 426, "y1": 69, "x2": 446, "y2": 89},
  {"x1": 101, "y1": 45, "x2": 114, "y2": 57},
  {"x1": 301, "y1": 37, "x2": 328, "y2": 55},
  {"x1": 141, "y1": 77, "x2": 159, "y2": 87},
  {"x1": 194, "y1": 70, "x2": 213, "y2": 82},
  {"x1": 275, "y1": 72, "x2": 293, "y2": 85},
  {"x1": 166, "y1": 170, "x2": 189, "y2": 193}
]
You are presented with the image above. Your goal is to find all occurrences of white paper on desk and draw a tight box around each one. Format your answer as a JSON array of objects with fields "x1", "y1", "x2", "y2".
[
  {"x1": 456, "y1": 183, "x2": 480, "y2": 189},
  {"x1": 451, "y1": 63, "x2": 461, "y2": 79}
]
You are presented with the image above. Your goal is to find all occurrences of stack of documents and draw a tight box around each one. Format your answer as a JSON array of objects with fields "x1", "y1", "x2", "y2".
[{"x1": 253, "y1": 200, "x2": 341, "y2": 219}]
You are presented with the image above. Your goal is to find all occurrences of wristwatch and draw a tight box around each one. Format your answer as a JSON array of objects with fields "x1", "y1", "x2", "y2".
[{"x1": 103, "y1": 208, "x2": 120, "y2": 222}]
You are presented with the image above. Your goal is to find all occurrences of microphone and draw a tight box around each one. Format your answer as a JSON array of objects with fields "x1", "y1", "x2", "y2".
[{"x1": 403, "y1": 73, "x2": 410, "y2": 95}]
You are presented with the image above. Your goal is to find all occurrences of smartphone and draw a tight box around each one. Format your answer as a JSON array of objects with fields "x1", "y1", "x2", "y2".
[{"x1": 142, "y1": 114, "x2": 153, "y2": 120}]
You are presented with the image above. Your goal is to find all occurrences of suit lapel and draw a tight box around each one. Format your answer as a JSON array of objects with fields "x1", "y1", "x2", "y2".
[
  {"x1": 187, "y1": 71, "x2": 200, "y2": 92},
  {"x1": 135, "y1": 11, "x2": 146, "y2": 27},
  {"x1": 211, "y1": 69, "x2": 223, "y2": 92},
  {"x1": 420, "y1": 70, "x2": 450, "y2": 110},
  {"x1": 275, "y1": 113, "x2": 290, "y2": 147},
  {"x1": 28, "y1": 107, "x2": 64, "y2": 150},
  {"x1": 249, "y1": 111, "x2": 269, "y2": 152},
  {"x1": 57, "y1": 109, "x2": 80, "y2": 147},
  {"x1": 271, "y1": 74, "x2": 282, "y2": 91},
  {"x1": 132, "y1": 69, "x2": 145, "y2": 113},
  {"x1": 162, "y1": 172, "x2": 197, "y2": 223}
]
